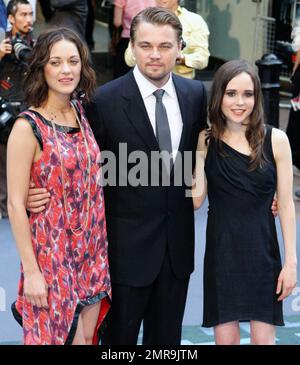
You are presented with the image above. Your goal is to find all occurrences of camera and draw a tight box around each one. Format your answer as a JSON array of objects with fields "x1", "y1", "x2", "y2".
[
  {"x1": 0, "y1": 96, "x2": 15, "y2": 144},
  {"x1": 10, "y1": 32, "x2": 32, "y2": 62},
  {"x1": 0, "y1": 96, "x2": 13, "y2": 129}
]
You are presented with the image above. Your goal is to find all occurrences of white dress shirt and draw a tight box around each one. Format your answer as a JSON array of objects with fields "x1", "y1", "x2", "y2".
[{"x1": 133, "y1": 66, "x2": 183, "y2": 160}]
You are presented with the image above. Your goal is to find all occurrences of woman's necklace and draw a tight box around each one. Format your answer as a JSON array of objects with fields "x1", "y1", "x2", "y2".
[{"x1": 47, "y1": 103, "x2": 91, "y2": 236}]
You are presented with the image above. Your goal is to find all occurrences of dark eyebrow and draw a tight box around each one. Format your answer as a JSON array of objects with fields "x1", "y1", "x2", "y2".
[
  {"x1": 225, "y1": 89, "x2": 254, "y2": 92},
  {"x1": 137, "y1": 41, "x2": 173, "y2": 46},
  {"x1": 20, "y1": 11, "x2": 33, "y2": 15},
  {"x1": 49, "y1": 55, "x2": 80, "y2": 60}
]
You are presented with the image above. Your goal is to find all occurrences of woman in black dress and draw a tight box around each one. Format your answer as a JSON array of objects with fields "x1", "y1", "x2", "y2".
[{"x1": 193, "y1": 60, "x2": 297, "y2": 345}]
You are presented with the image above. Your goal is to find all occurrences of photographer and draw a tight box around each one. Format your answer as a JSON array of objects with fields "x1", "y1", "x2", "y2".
[{"x1": 0, "y1": 0, "x2": 34, "y2": 219}]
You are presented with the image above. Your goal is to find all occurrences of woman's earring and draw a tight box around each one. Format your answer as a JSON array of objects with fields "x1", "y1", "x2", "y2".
[{"x1": 71, "y1": 88, "x2": 85, "y2": 101}]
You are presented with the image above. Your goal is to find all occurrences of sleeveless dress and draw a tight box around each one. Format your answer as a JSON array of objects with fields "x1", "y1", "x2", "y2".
[
  {"x1": 11, "y1": 100, "x2": 112, "y2": 345},
  {"x1": 202, "y1": 125, "x2": 284, "y2": 328}
]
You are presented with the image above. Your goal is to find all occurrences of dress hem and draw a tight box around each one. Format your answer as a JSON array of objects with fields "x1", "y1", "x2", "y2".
[
  {"x1": 202, "y1": 316, "x2": 285, "y2": 328},
  {"x1": 11, "y1": 291, "x2": 111, "y2": 345}
]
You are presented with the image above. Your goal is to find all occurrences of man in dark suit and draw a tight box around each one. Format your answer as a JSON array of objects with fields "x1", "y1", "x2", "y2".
[
  {"x1": 87, "y1": 7, "x2": 207, "y2": 345},
  {"x1": 26, "y1": 7, "x2": 207, "y2": 344}
]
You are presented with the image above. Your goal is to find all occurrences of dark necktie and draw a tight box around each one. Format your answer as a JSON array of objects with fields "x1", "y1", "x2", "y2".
[{"x1": 153, "y1": 89, "x2": 173, "y2": 166}]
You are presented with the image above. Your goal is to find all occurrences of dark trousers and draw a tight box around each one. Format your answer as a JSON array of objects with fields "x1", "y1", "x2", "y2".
[
  {"x1": 113, "y1": 37, "x2": 131, "y2": 79},
  {"x1": 85, "y1": 0, "x2": 95, "y2": 49},
  {"x1": 38, "y1": 0, "x2": 53, "y2": 22},
  {"x1": 101, "y1": 252, "x2": 190, "y2": 345},
  {"x1": 287, "y1": 109, "x2": 300, "y2": 169}
]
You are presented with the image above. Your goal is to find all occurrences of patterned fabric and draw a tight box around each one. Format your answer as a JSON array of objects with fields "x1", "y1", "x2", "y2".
[{"x1": 12, "y1": 100, "x2": 111, "y2": 345}]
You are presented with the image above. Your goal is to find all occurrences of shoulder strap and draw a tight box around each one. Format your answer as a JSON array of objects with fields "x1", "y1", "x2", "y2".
[
  {"x1": 71, "y1": 98, "x2": 91, "y2": 133},
  {"x1": 18, "y1": 111, "x2": 43, "y2": 151}
]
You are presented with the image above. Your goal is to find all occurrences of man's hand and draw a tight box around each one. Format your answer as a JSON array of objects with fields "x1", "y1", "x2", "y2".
[
  {"x1": 271, "y1": 197, "x2": 278, "y2": 217},
  {"x1": 0, "y1": 38, "x2": 12, "y2": 60},
  {"x1": 26, "y1": 182, "x2": 50, "y2": 213}
]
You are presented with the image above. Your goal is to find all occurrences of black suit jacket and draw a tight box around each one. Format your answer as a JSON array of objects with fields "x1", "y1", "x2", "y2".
[{"x1": 87, "y1": 71, "x2": 207, "y2": 286}]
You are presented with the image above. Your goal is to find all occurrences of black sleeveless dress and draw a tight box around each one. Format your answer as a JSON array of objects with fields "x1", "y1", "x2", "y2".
[{"x1": 202, "y1": 125, "x2": 284, "y2": 327}]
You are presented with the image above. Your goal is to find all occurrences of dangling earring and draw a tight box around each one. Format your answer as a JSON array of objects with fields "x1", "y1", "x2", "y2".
[
  {"x1": 71, "y1": 87, "x2": 85, "y2": 102},
  {"x1": 77, "y1": 89, "x2": 86, "y2": 100}
]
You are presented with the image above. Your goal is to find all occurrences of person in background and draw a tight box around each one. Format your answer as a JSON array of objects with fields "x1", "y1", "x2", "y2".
[
  {"x1": 4, "y1": 0, "x2": 35, "y2": 26},
  {"x1": 0, "y1": 0, "x2": 7, "y2": 34},
  {"x1": 85, "y1": 0, "x2": 95, "y2": 51},
  {"x1": 125, "y1": 0, "x2": 210, "y2": 79},
  {"x1": 49, "y1": 0, "x2": 88, "y2": 42},
  {"x1": 7, "y1": 27, "x2": 111, "y2": 345},
  {"x1": 193, "y1": 60, "x2": 297, "y2": 345},
  {"x1": 38, "y1": 0, "x2": 52, "y2": 22},
  {"x1": 286, "y1": 22, "x2": 300, "y2": 199},
  {"x1": 0, "y1": 0, "x2": 34, "y2": 220},
  {"x1": 113, "y1": 0, "x2": 155, "y2": 78}
]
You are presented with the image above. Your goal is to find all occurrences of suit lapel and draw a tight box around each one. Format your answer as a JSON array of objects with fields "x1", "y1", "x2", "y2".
[{"x1": 121, "y1": 72, "x2": 159, "y2": 152}]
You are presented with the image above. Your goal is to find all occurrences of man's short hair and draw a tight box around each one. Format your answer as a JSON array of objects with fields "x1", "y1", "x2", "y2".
[
  {"x1": 130, "y1": 7, "x2": 182, "y2": 44},
  {"x1": 7, "y1": 0, "x2": 30, "y2": 16}
]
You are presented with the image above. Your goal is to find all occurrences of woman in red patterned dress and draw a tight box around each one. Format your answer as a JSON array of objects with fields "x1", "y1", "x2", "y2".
[{"x1": 7, "y1": 28, "x2": 111, "y2": 345}]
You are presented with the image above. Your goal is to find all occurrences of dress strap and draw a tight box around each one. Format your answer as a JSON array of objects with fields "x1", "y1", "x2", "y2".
[{"x1": 17, "y1": 111, "x2": 43, "y2": 151}]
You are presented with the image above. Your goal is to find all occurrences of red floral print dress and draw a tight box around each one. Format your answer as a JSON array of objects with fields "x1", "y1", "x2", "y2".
[{"x1": 12, "y1": 100, "x2": 111, "y2": 345}]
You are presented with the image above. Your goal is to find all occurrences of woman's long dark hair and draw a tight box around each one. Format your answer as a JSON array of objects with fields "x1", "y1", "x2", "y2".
[
  {"x1": 209, "y1": 59, "x2": 266, "y2": 170},
  {"x1": 24, "y1": 27, "x2": 96, "y2": 107}
]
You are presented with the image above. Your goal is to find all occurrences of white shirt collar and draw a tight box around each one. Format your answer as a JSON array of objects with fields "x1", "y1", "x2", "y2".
[{"x1": 133, "y1": 65, "x2": 176, "y2": 100}]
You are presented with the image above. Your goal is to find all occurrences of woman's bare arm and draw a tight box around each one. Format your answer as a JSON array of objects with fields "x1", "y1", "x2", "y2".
[{"x1": 7, "y1": 118, "x2": 48, "y2": 308}]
